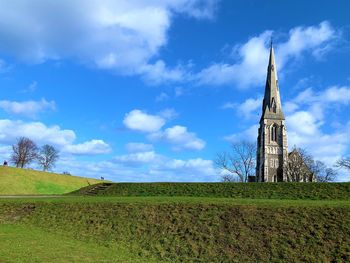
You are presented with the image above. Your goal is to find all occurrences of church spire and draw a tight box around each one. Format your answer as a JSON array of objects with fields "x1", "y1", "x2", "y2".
[
  {"x1": 256, "y1": 41, "x2": 288, "y2": 183},
  {"x1": 261, "y1": 43, "x2": 284, "y2": 121}
]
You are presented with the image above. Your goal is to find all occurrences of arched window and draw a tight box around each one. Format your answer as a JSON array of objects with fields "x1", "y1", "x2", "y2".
[
  {"x1": 271, "y1": 98, "x2": 277, "y2": 113},
  {"x1": 271, "y1": 124, "x2": 278, "y2": 142}
]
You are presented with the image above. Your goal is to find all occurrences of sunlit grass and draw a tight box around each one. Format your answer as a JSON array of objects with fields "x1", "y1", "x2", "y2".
[{"x1": 0, "y1": 166, "x2": 102, "y2": 195}]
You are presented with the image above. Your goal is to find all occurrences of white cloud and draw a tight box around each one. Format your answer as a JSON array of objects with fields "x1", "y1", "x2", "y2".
[
  {"x1": 139, "y1": 60, "x2": 186, "y2": 83},
  {"x1": 0, "y1": 145, "x2": 11, "y2": 161},
  {"x1": 158, "y1": 108, "x2": 178, "y2": 120},
  {"x1": 223, "y1": 97, "x2": 261, "y2": 119},
  {"x1": 0, "y1": 119, "x2": 111, "y2": 156},
  {"x1": 221, "y1": 102, "x2": 236, "y2": 110},
  {"x1": 149, "y1": 125, "x2": 205, "y2": 151},
  {"x1": 322, "y1": 86, "x2": 350, "y2": 104},
  {"x1": 110, "y1": 149, "x2": 216, "y2": 181},
  {"x1": 196, "y1": 21, "x2": 337, "y2": 88},
  {"x1": 56, "y1": 150, "x2": 217, "y2": 182},
  {"x1": 0, "y1": 0, "x2": 217, "y2": 83},
  {"x1": 64, "y1": 139, "x2": 111, "y2": 155},
  {"x1": 0, "y1": 119, "x2": 75, "y2": 146},
  {"x1": 287, "y1": 111, "x2": 320, "y2": 136},
  {"x1": 0, "y1": 98, "x2": 55, "y2": 118},
  {"x1": 123, "y1": 109, "x2": 166, "y2": 132},
  {"x1": 278, "y1": 21, "x2": 336, "y2": 62},
  {"x1": 287, "y1": 86, "x2": 350, "y2": 119},
  {"x1": 123, "y1": 109, "x2": 203, "y2": 151},
  {"x1": 115, "y1": 151, "x2": 159, "y2": 167},
  {"x1": 125, "y1": 142, "x2": 154, "y2": 153},
  {"x1": 284, "y1": 85, "x2": 350, "y2": 166},
  {"x1": 224, "y1": 124, "x2": 259, "y2": 143},
  {"x1": 159, "y1": 158, "x2": 215, "y2": 176}
]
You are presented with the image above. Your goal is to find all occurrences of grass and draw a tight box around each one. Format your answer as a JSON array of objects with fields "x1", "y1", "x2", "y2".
[
  {"x1": 1, "y1": 196, "x2": 349, "y2": 262},
  {"x1": 1, "y1": 196, "x2": 350, "y2": 206},
  {"x1": 2, "y1": 181, "x2": 350, "y2": 262},
  {"x1": 71, "y1": 182, "x2": 350, "y2": 200},
  {"x1": 0, "y1": 224, "x2": 151, "y2": 263},
  {"x1": 0, "y1": 166, "x2": 103, "y2": 195}
]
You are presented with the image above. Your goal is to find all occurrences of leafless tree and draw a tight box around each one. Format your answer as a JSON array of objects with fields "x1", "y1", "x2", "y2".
[
  {"x1": 11, "y1": 137, "x2": 38, "y2": 168},
  {"x1": 336, "y1": 157, "x2": 350, "y2": 171},
  {"x1": 286, "y1": 148, "x2": 336, "y2": 182},
  {"x1": 285, "y1": 148, "x2": 314, "y2": 182},
  {"x1": 220, "y1": 174, "x2": 241, "y2": 182},
  {"x1": 37, "y1": 144, "x2": 59, "y2": 171},
  {"x1": 215, "y1": 141, "x2": 256, "y2": 183},
  {"x1": 310, "y1": 160, "x2": 337, "y2": 182}
]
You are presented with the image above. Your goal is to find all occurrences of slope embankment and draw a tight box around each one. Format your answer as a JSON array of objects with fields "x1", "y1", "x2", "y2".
[
  {"x1": 0, "y1": 197, "x2": 349, "y2": 262},
  {"x1": 70, "y1": 182, "x2": 350, "y2": 200},
  {"x1": 0, "y1": 166, "x2": 102, "y2": 195}
]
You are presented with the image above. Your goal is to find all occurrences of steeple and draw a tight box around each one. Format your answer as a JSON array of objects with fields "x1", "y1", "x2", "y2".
[
  {"x1": 256, "y1": 41, "x2": 288, "y2": 183},
  {"x1": 260, "y1": 43, "x2": 284, "y2": 122}
]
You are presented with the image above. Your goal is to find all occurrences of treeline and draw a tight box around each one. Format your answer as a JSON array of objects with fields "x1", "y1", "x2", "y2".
[{"x1": 10, "y1": 137, "x2": 59, "y2": 171}]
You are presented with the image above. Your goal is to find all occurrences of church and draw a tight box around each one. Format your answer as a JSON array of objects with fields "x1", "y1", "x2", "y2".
[{"x1": 255, "y1": 43, "x2": 315, "y2": 182}]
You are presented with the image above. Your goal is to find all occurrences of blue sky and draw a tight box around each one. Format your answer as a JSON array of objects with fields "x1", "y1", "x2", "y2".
[{"x1": 0, "y1": 0, "x2": 349, "y2": 181}]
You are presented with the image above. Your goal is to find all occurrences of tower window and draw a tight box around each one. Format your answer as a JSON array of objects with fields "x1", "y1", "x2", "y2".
[
  {"x1": 271, "y1": 124, "x2": 278, "y2": 142},
  {"x1": 271, "y1": 98, "x2": 277, "y2": 113}
]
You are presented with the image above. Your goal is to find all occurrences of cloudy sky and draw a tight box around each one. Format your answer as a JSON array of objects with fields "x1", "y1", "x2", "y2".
[{"x1": 0, "y1": 0, "x2": 349, "y2": 182}]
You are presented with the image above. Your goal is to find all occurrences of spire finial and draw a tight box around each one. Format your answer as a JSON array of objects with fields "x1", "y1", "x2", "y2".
[{"x1": 270, "y1": 36, "x2": 273, "y2": 49}]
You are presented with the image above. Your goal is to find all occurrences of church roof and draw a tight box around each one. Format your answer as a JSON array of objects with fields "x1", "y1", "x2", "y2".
[{"x1": 260, "y1": 43, "x2": 285, "y2": 122}]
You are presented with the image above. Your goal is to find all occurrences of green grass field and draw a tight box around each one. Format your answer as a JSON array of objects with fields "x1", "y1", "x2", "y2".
[
  {"x1": 0, "y1": 166, "x2": 102, "y2": 195},
  {"x1": 72, "y1": 182, "x2": 350, "y2": 200},
  {"x1": 1, "y1": 196, "x2": 349, "y2": 262},
  {"x1": 0, "y1": 224, "x2": 151, "y2": 263}
]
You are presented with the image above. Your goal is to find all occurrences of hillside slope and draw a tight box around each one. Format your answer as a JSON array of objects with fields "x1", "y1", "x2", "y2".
[
  {"x1": 0, "y1": 197, "x2": 349, "y2": 262},
  {"x1": 0, "y1": 166, "x2": 102, "y2": 195},
  {"x1": 71, "y1": 182, "x2": 350, "y2": 200}
]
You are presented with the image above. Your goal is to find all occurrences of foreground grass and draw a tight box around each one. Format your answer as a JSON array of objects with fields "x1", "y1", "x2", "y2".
[
  {"x1": 71, "y1": 182, "x2": 350, "y2": 200},
  {"x1": 0, "y1": 166, "x2": 102, "y2": 195},
  {"x1": 0, "y1": 224, "x2": 148, "y2": 263},
  {"x1": 1, "y1": 196, "x2": 349, "y2": 262},
  {"x1": 1, "y1": 196, "x2": 350, "y2": 207}
]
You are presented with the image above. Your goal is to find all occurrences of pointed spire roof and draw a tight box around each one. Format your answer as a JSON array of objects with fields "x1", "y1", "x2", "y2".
[{"x1": 260, "y1": 43, "x2": 284, "y2": 122}]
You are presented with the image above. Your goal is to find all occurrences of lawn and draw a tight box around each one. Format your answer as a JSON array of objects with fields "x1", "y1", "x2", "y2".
[
  {"x1": 71, "y1": 182, "x2": 350, "y2": 200},
  {"x1": 1, "y1": 196, "x2": 349, "y2": 262},
  {"x1": 0, "y1": 224, "x2": 151, "y2": 263},
  {"x1": 0, "y1": 166, "x2": 103, "y2": 195}
]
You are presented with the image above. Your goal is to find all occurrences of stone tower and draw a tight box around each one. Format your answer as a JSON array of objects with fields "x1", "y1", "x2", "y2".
[{"x1": 256, "y1": 44, "x2": 288, "y2": 182}]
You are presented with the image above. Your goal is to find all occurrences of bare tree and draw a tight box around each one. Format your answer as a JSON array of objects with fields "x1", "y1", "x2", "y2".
[
  {"x1": 310, "y1": 160, "x2": 337, "y2": 182},
  {"x1": 286, "y1": 148, "x2": 336, "y2": 182},
  {"x1": 215, "y1": 141, "x2": 256, "y2": 183},
  {"x1": 336, "y1": 157, "x2": 350, "y2": 171},
  {"x1": 11, "y1": 137, "x2": 38, "y2": 168},
  {"x1": 220, "y1": 174, "x2": 240, "y2": 182},
  {"x1": 37, "y1": 144, "x2": 59, "y2": 171},
  {"x1": 285, "y1": 148, "x2": 314, "y2": 182}
]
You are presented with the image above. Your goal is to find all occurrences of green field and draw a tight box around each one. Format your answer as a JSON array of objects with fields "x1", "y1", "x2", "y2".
[
  {"x1": 1, "y1": 196, "x2": 349, "y2": 262},
  {"x1": 72, "y1": 182, "x2": 350, "y2": 200},
  {"x1": 0, "y1": 166, "x2": 102, "y2": 195}
]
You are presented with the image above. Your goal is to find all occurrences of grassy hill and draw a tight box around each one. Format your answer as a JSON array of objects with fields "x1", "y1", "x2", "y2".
[
  {"x1": 2, "y1": 179, "x2": 350, "y2": 261},
  {"x1": 0, "y1": 197, "x2": 349, "y2": 262},
  {"x1": 71, "y1": 182, "x2": 350, "y2": 200},
  {"x1": 0, "y1": 166, "x2": 102, "y2": 195}
]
